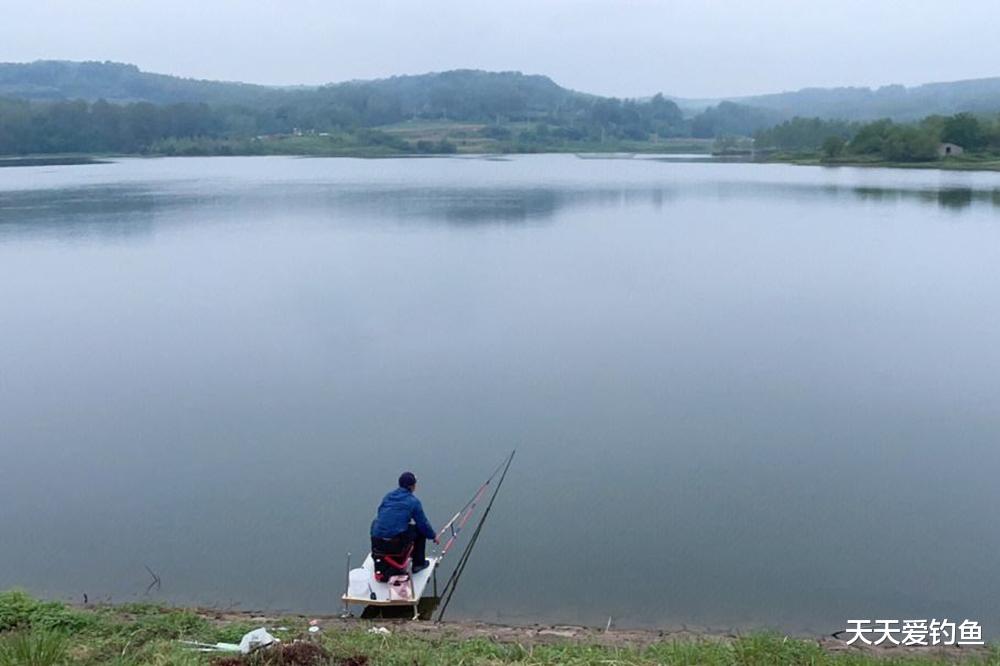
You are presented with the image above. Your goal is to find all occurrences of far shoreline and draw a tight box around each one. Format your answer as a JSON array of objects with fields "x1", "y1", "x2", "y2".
[
  {"x1": 6, "y1": 151, "x2": 1000, "y2": 173},
  {"x1": 0, "y1": 155, "x2": 111, "y2": 167}
]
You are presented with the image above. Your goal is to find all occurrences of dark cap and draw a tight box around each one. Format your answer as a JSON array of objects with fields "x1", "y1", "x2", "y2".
[{"x1": 398, "y1": 471, "x2": 417, "y2": 488}]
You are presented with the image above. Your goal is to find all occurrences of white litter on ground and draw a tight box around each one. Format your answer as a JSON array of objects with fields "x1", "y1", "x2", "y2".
[
  {"x1": 181, "y1": 627, "x2": 280, "y2": 654},
  {"x1": 179, "y1": 640, "x2": 240, "y2": 653},
  {"x1": 238, "y1": 628, "x2": 279, "y2": 654}
]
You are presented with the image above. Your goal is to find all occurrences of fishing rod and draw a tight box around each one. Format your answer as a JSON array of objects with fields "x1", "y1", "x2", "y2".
[
  {"x1": 435, "y1": 449, "x2": 515, "y2": 622},
  {"x1": 434, "y1": 454, "x2": 510, "y2": 560}
]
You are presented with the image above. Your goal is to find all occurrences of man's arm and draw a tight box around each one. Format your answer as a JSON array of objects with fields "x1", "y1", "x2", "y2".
[{"x1": 411, "y1": 497, "x2": 436, "y2": 541}]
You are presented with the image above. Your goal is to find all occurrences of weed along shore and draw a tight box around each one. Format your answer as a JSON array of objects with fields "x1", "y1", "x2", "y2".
[{"x1": 0, "y1": 591, "x2": 996, "y2": 665}]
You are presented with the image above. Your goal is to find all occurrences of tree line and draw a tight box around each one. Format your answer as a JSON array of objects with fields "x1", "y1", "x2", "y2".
[
  {"x1": 0, "y1": 88, "x2": 788, "y2": 155},
  {"x1": 5, "y1": 87, "x2": 999, "y2": 159},
  {"x1": 753, "y1": 113, "x2": 1000, "y2": 161}
]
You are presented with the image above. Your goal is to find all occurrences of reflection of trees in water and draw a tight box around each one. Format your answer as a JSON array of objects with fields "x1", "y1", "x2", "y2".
[
  {"x1": 0, "y1": 183, "x2": 662, "y2": 240},
  {"x1": 365, "y1": 183, "x2": 1000, "y2": 216},
  {"x1": 1, "y1": 178, "x2": 996, "y2": 243},
  {"x1": 852, "y1": 185, "x2": 996, "y2": 210},
  {"x1": 337, "y1": 183, "x2": 998, "y2": 217},
  {"x1": 743, "y1": 182, "x2": 1000, "y2": 211},
  {"x1": 328, "y1": 187, "x2": 660, "y2": 225},
  {"x1": 937, "y1": 188, "x2": 974, "y2": 210},
  {"x1": 0, "y1": 186, "x2": 167, "y2": 240}
]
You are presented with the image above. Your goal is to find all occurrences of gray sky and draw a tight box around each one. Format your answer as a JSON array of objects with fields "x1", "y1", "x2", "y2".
[{"x1": 2, "y1": 0, "x2": 999, "y2": 99}]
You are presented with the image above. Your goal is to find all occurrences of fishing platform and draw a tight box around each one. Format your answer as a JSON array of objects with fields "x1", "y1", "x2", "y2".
[{"x1": 342, "y1": 554, "x2": 441, "y2": 619}]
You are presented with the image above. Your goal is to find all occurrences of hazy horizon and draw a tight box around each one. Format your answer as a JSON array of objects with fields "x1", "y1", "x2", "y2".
[
  {"x1": 6, "y1": 57, "x2": 1000, "y2": 103},
  {"x1": 2, "y1": 0, "x2": 1000, "y2": 99}
]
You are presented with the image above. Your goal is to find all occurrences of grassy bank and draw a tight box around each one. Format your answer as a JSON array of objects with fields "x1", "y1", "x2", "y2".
[
  {"x1": 764, "y1": 152, "x2": 1000, "y2": 171},
  {"x1": 146, "y1": 131, "x2": 714, "y2": 158},
  {"x1": 1, "y1": 591, "x2": 996, "y2": 665},
  {"x1": 0, "y1": 134, "x2": 712, "y2": 162}
]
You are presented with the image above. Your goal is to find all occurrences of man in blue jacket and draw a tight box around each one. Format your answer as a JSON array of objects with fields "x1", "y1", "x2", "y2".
[{"x1": 371, "y1": 472, "x2": 438, "y2": 573}]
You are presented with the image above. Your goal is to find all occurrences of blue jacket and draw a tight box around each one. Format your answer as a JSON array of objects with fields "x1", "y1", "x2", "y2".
[{"x1": 371, "y1": 487, "x2": 436, "y2": 540}]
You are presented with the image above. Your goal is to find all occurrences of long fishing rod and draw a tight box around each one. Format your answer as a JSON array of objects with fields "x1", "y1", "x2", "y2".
[
  {"x1": 434, "y1": 455, "x2": 509, "y2": 560},
  {"x1": 435, "y1": 449, "x2": 515, "y2": 623}
]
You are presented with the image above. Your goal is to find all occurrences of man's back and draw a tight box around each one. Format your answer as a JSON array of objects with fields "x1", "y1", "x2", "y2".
[{"x1": 371, "y1": 486, "x2": 435, "y2": 539}]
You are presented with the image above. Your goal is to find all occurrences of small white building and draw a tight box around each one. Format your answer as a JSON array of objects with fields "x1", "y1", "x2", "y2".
[{"x1": 938, "y1": 142, "x2": 964, "y2": 157}]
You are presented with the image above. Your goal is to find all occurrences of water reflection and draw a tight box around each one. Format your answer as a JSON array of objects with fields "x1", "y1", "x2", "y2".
[
  {"x1": 937, "y1": 187, "x2": 975, "y2": 209},
  {"x1": 310, "y1": 186, "x2": 624, "y2": 225},
  {"x1": 2, "y1": 179, "x2": 998, "y2": 243},
  {"x1": 851, "y1": 185, "x2": 996, "y2": 209},
  {"x1": 736, "y1": 182, "x2": 1000, "y2": 210},
  {"x1": 0, "y1": 187, "x2": 166, "y2": 240}
]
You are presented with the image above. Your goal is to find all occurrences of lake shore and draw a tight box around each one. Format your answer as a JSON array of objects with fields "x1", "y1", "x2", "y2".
[
  {"x1": 9, "y1": 149, "x2": 1000, "y2": 173},
  {"x1": 1, "y1": 591, "x2": 994, "y2": 665},
  {"x1": 762, "y1": 153, "x2": 1000, "y2": 171},
  {"x1": 0, "y1": 155, "x2": 110, "y2": 167}
]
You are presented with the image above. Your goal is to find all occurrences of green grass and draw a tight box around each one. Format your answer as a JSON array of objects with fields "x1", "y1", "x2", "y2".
[
  {"x1": 1, "y1": 591, "x2": 997, "y2": 665},
  {"x1": 0, "y1": 590, "x2": 94, "y2": 633},
  {"x1": 0, "y1": 630, "x2": 70, "y2": 666},
  {"x1": 0, "y1": 126, "x2": 713, "y2": 160},
  {"x1": 140, "y1": 122, "x2": 716, "y2": 158}
]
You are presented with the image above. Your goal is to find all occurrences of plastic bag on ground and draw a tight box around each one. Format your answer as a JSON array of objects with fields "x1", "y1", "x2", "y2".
[{"x1": 239, "y1": 628, "x2": 278, "y2": 654}]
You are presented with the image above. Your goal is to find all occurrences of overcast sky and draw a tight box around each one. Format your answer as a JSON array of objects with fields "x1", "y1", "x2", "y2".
[{"x1": 2, "y1": 0, "x2": 999, "y2": 99}]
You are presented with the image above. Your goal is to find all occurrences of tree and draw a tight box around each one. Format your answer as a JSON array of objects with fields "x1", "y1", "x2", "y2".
[
  {"x1": 849, "y1": 119, "x2": 894, "y2": 154},
  {"x1": 822, "y1": 135, "x2": 846, "y2": 158},
  {"x1": 647, "y1": 93, "x2": 684, "y2": 136},
  {"x1": 691, "y1": 102, "x2": 780, "y2": 139},
  {"x1": 940, "y1": 113, "x2": 985, "y2": 150},
  {"x1": 881, "y1": 125, "x2": 938, "y2": 162},
  {"x1": 754, "y1": 117, "x2": 857, "y2": 151}
]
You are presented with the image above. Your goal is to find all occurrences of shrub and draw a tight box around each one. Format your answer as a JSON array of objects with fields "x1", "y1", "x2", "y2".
[
  {"x1": 0, "y1": 630, "x2": 69, "y2": 666},
  {"x1": 0, "y1": 591, "x2": 92, "y2": 632},
  {"x1": 822, "y1": 135, "x2": 846, "y2": 158}
]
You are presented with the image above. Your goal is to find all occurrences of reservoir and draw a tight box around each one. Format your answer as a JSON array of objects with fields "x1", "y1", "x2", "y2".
[{"x1": 2, "y1": 155, "x2": 999, "y2": 634}]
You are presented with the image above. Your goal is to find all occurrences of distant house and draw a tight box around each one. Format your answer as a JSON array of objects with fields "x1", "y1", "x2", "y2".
[{"x1": 938, "y1": 142, "x2": 964, "y2": 157}]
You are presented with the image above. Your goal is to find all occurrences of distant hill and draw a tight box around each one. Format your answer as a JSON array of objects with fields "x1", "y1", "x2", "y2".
[
  {"x1": 297, "y1": 69, "x2": 591, "y2": 124},
  {"x1": 5, "y1": 59, "x2": 1000, "y2": 158},
  {"x1": 6, "y1": 60, "x2": 1000, "y2": 125},
  {"x1": 701, "y1": 78, "x2": 1000, "y2": 121},
  {"x1": 332, "y1": 69, "x2": 587, "y2": 113},
  {"x1": 0, "y1": 61, "x2": 587, "y2": 120},
  {"x1": 0, "y1": 60, "x2": 277, "y2": 105},
  {"x1": 0, "y1": 61, "x2": 693, "y2": 155}
]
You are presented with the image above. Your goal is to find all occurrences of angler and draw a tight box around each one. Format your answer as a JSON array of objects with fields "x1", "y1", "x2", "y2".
[
  {"x1": 342, "y1": 451, "x2": 515, "y2": 620},
  {"x1": 370, "y1": 472, "x2": 439, "y2": 576}
]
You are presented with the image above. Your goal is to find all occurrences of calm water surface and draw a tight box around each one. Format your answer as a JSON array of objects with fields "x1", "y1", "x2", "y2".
[{"x1": 2, "y1": 155, "x2": 999, "y2": 634}]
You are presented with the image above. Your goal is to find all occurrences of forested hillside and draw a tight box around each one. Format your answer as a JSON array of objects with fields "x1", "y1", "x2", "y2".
[
  {"x1": 728, "y1": 77, "x2": 1000, "y2": 121},
  {"x1": 0, "y1": 62, "x2": 703, "y2": 154},
  {"x1": 0, "y1": 61, "x2": 276, "y2": 105},
  {"x1": 4, "y1": 60, "x2": 1000, "y2": 156}
]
